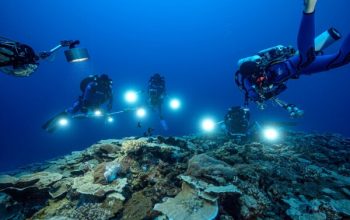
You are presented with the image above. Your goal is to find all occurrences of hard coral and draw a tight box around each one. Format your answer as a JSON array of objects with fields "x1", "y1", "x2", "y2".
[
  {"x1": 121, "y1": 139, "x2": 148, "y2": 153},
  {"x1": 186, "y1": 154, "x2": 236, "y2": 184},
  {"x1": 154, "y1": 183, "x2": 219, "y2": 220}
]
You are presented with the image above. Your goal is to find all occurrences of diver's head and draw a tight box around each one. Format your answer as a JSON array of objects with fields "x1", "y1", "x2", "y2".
[
  {"x1": 23, "y1": 44, "x2": 39, "y2": 63},
  {"x1": 14, "y1": 44, "x2": 39, "y2": 66},
  {"x1": 151, "y1": 73, "x2": 164, "y2": 83},
  {"x1": 99, "y1": 74, "x2": 112, "y2": 85},
  {"x1": 153, "y1": 73, "x2": 161, "y2": 78},
  {"x1": 239, "y1": 61, "x2": 260, "y2": 77}
]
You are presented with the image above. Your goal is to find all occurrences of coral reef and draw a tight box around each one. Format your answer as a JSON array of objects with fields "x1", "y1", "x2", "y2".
[
  {"x1": 154, "y1": 182, "x2": 219, "y2": 220},
  {"x1": 0, "y1": 132, "x2": 349, "y2": 219}
]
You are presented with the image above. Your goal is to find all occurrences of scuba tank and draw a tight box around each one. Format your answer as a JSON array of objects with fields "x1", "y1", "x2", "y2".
[
  {"x1": 224, "y1": 106, "x2": 250, "y2": 134},
  {"x1": 315, "y1": 28, "x2": 342, "y2": 54},
  {"x1": 80, "y1": 75, "x2": 98, "y2": 92},
  {"x1": 237, "y1": 45, "x2": 296, "y2": 74}
]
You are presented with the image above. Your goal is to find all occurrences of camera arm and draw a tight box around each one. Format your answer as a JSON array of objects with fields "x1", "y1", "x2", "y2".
[{"x1": 38, "y1": 40, "x2": 80, "y2": 60}]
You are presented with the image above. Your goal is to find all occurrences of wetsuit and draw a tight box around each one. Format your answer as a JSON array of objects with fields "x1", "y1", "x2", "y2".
[
  {"x1": 67, "y1": 80, "x2": 113, "y2": 114},
  {"x1": 0, "y1": 41, "x2": 39, "y2": 77},
  {"x1": 148, "y1": 75, "x2": 166, "y2": 111},
  {"x1": 224, "y1": 106, "x2": 250, "y2": 135},
  {"x1": 147, "y1": 74, "x2": 168, "y2": 130},
  {"x1": 42, "y1": 76, "x2": 113, "y2": 132},
  {"x1": 244, "y1": 12, "x2": 350, "y2": 102}
]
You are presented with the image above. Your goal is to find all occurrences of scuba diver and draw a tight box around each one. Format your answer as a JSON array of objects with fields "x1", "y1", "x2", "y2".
[
  {"x1": 148, "y1": 73, "x2": 166, "y2": 114},
  {"x1": 223, "y1": 106, "x2": 298, "y2": 143},
  {"x1": 223, "y1": 106, "x2": 252, "y2": 142},
  {"x1": 42, "y1": 74, "x2": 113, "y2": 132},
  {"x1": 224, "y1": 106, "x2": 250, "y2": 136},
  {"x1": 147, "y1": 73, "x2": 168, "y2": 130},
  {"x1": 0, "y1": 37, "x2": 88, "y2": 77},
  {"x1": 235, "y1": 0, "x2": 350, "y2": 117},
  {"x1": 0, "y1": 39, "x2": 39, "y2": 77}
]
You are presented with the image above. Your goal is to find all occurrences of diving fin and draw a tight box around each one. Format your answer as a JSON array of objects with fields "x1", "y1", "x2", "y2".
[
  {"x1": 160, "y1": 118, "x2": 168, "y2": 131},
  {"x1": 42, "y1": 111, "x2": 68, "y2": 133}
]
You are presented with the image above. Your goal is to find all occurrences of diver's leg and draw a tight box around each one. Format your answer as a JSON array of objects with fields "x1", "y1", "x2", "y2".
[
  {"x1": 328, "y1": 34, "x2": 350, "y2": 68},
  {"x1": 42, "y1": 116, "x2": 55, "y2": 130},
  {"x1": 42, "y1": 111, "x2": 68, "y2": 132},
  {"x1": 66, "y1": 99, "x2": 82, "y2": 114},
  {"x1": 0, "y1": 46, "x2": 14, "y2": 65},
  {"x1": 158, "y1": 104, "x2": 163, "y2": 119},
  {"x1": 295, "y1": 11, "x2": 317, "y2": 68},
  {"x1": 297, "y1": 34, "x2": 350, "y2": 74},
  {"x1": 82, "y1": 83, "x2": 94, "y2": 103},
  {"x1": 158, "y1": 104, "x2": 168, "y2": 130},
  {"x1": 289, "y1": 0, "x2": 318, "y2": 69},
  {"x1": 0, "y1": 53, "x2": 10, "y2": 64}
]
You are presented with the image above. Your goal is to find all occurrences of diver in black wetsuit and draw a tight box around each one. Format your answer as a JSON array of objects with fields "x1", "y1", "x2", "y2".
[
  {"x1": 0, "y1": 40, "x2": 39, "y2": 77},
  {"x1": 67, "y1": 74, "x2": 113, "y2": 115},
  {"x1": 222, "y1": 106, "x2": 253, "y2": 142},
  {"x1": 42, "y1": 74, "x2": 113, "y2": 132},
  {"x1": 147, "y1": 73, "x2": 166, "y2": 117},
  {"x1": 0, "y1": 38, "x2": 88, "y2": 77},
  {"x1": 224, "y1": 106, "x2": 250, "y2": 136},
  {"x1": 235, "y1": 0, "x2": 350, "y2": 117},
  {"x1": 147, "y1": 73, "x2": 169, "y2": 130}
]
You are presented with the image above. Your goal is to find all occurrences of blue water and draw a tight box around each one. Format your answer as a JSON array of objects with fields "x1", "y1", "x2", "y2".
[{"x1": 1, "y1": 0, "x2": 350, "y2": 171}]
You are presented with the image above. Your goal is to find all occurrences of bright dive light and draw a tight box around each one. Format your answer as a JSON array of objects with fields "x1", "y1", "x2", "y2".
[
  {"x1": 94, "y1": 110, "x2": 103, "y2": 117},
  {"x1": 64, "y1": 48, "x2": 89, "y2": 63},
  {"x1": 169, "y1": 98, "x2": 181, "y2": 110},
  {"x1": 201, "y1": 118, "x2": 215, "y2": 132},
  {"x1": 58, "y1": 118, "x2": 69, "y2": 127},
  {"x1": 124, "y1": 91, "x2": 138, "y2": 104},
  {"x1": 107, "y1": 116, "x2": 114, "y2": 123},
  {"x1": 136, "y1": 108, "x2": 146, "y2": 118},
  {"x1": 263, "y1": 127, "x2": 279, "y2": 141}
]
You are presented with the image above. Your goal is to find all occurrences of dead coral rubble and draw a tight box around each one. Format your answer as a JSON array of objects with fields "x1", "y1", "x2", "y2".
[{"x1": 0, "y1": 132, "x2": 349, "y2": 219}]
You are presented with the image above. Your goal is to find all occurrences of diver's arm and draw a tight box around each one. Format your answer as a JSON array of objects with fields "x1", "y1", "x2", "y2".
[
  {"x1": 82, "y1": 82, "x2": 96, "y2": 103},
  {"x1": 38, "y1": 40, "x2": 80, "y2": 60},
  {"x1": 242, "y1": 78, "x2": 261, "y2": 102},
  {"x1": 264, "y1": 84, "x2": 287, "y2": 100},
  {"x1": 66, "y1": 97, "x2": 83, "y2": 115}
]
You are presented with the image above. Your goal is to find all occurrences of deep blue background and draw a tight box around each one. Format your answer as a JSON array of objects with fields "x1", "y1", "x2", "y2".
[{"x1": 1, "y1": 0, "x2": 350, "y2": 171}]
